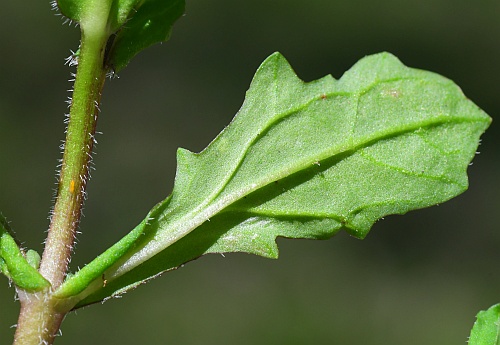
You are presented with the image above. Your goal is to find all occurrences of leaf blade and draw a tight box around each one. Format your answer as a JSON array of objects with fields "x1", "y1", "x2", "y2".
[
  {"x1": 122, "y1": 51, "x2": 490, "y2": 261},
  {"x1": 61, "y1": 52, "x2": 490, "y2": 307}
]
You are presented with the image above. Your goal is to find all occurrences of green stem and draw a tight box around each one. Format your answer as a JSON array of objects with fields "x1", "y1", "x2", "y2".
[
  {"x1": 38, "y1": 28, "x2": 107, "y2": 290},
  {"x1": 13, "y1": 2, "x2": 113, "y2": 343}
]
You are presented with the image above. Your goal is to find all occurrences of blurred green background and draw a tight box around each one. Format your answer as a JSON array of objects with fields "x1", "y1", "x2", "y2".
[{"x1": 1, "y1": 1, "x2": 499, "y2": 344}]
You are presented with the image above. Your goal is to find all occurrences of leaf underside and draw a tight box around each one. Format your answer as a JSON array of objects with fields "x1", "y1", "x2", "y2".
[{"x1": 54, "y1": 52, "x2": 490, "y2": 308}]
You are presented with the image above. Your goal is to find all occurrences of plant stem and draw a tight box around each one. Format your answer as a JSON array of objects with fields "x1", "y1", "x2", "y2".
[
  {"x1": 12, "y1": 290, "x2": 65, "y2": 345},
  {"x1": 38, "y1": 29, "x2": 107, "y2": 290},
  {"x1": 13, "y1": 4, "x2": 112, "y2": 342}
]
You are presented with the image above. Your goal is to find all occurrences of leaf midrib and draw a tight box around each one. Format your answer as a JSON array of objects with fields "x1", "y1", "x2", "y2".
[{"x1": 111, "y1": 113, "x2": 479, "y2": 280}]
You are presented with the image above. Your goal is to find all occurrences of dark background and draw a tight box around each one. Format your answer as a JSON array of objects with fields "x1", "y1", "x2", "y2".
[{"x1": 1, "y1": 1, "x2": 499, "y2": 344}]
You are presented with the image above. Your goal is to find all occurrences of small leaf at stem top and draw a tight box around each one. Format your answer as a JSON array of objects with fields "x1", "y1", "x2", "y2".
[
  {"x1": 106, "y1": 0, "x2": 185, "y2": 72},
  {"x1": 56, "y1": 0, "x2": 184, "y2": 71}
]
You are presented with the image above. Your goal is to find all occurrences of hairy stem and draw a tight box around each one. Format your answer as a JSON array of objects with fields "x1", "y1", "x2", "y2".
[
  {"x1": 38, "y1": 29, "x2": 107, "y2": 289},
  {"x1": 13, "y1": 290, "x2": 65, "y2": 345},
  {"x1": 13, "y1": 2, "x2": 112, "y2": 343}
]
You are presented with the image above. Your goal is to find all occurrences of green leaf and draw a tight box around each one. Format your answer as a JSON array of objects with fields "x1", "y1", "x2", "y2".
[
  {"x1": 0, "y1": 215, "x2": 50, "y2": 291},
  {"x1": 56, "y1": 0, "x2": 185, "y2": 72},
  {"x1": 106, "y1": 0, "x2": 185, "y2": 72},
  {"x1": 55, "y1": 52, "x2": 490, "y2": 307},
  {"x1": 469, "y1": 304, "x2": 500, "y2": 345}
]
